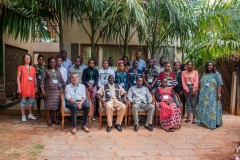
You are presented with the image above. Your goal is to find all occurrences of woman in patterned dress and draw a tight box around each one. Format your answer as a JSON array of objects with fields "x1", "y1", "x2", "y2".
[
  {"x1": 34, "y1": 54, "x2": 45, "y2": 117},
  {"x1": 154, "y1": 78, "x2": 181, "y2": 132},
  {"x1": 196, "y1": 62, "x2": 223, "y2": 130},
  {"x1": 40, "y1": 57, "x2": 66, "y2": 126}
]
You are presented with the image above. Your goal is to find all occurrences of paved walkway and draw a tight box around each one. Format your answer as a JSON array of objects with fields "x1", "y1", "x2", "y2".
[{"x1": 1, "y1": 103, "x2": 240, "y2": 160}]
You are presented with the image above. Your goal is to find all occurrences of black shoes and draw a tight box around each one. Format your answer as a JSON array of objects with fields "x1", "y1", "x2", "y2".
[
  {"x1": 145, "y1": 124, "x2": 153, "y2": 131},
  {"x1": 115, "y1": 124, "x2": 122, "y2": 132},
  {"x1": 106, "y1": 126, "x2": 112, "y2": 132},
  {"x1": 134, "y1": 125, "x2": 139, "y2": 132}
]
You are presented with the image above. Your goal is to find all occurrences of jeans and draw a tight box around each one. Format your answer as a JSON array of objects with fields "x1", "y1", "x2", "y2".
[
  {"x1": 20, "y1": 97, "x2": 35, "y2": 107},
  {"x1": 66, "y1": 99, "x2": 90, "y2": 127}
]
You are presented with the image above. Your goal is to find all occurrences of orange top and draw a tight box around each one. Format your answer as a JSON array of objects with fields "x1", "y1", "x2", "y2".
[
  {"x1": 17, "y1": 65, "x2": 36, "y2": 98},
  {"x1": 181, "y1": 70, "x2": 199, "y2": 92}
]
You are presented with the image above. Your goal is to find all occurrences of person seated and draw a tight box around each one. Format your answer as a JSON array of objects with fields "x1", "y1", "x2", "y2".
[
  {"x1": 96, "y1": 75, "x2": 127, "y2": 132},
  {"x1": 65, "y1": 73, "x2": 90, "y2": 134},
  {"x1": 154, "y1": 78, "x2": 181, "y2": 132},
  {"x1": 127, "y1": 76, "x2": 155, "y2": 132}
]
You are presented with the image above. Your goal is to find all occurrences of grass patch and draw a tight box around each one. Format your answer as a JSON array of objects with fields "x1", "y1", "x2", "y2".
[{"x1": 29, "y1": 143, "x2": 44, "y2": 157}]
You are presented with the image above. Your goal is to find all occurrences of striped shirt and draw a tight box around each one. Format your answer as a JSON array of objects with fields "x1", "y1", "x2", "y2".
[{"x1": 158, "y1": 71, "x2": 178, "y2": 88}]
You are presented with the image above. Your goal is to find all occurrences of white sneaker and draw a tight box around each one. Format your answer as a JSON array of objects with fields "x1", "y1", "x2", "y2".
[
  {"x1": 22, "y1": 115, "x2": 27, "y2": 122},
  {"x1": 28, "y1": 114, "x2": 37, "y2": 120}
]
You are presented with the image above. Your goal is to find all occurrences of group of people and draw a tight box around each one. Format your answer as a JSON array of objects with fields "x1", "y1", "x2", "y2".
[{"x1": 16, "y1": 50, "x2": 223, "y2": 134}]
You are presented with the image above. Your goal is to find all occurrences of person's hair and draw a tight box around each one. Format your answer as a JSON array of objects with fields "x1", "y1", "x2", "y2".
[
  {"x1": 186, "y1": 61, "x2": 195, "y2": 70},
  {"x1": 174, "y1": 62, "x2": 180, "y2": 66},
  {"x1": 108, "y1": 57, "x2": 113, "y2": 61},
  {"x1": 160, "y1": 57, "x2": 165, "y2": 61},
  {"x1": 148, "y1": 58, "x2": 153, "y2": 63},
  {"x1": 205, "y1": 61, "x2": 216, "y2": 73},
  {"x1": 102, "y1": 60, "x2": 108, "y2": 64},
  {"x1": 71, "y1": 73, "x2": 78, "y2": 78},
  {"x1": 21, "y1": 53, "x2": 32, "y2": 65},
  {"x1": 181, "y1": 64, "x2": 186, "y2": 71},
  {"x1": 108, "y1": 74, "x2": 114, "y2": 79},
  {"x1": 37, "y1": 54, "x2": 44, "y2": 59},
  {"x1": 56, "y1": 54, "x2": 63, "y2": 60},
  {"x1": 135, "y1": 50, "x2": 141, "y2": 54},
  {"x1": 88, "y1": 59, "x2": 94, "y2": 64},
  {"x1": 60, "y1": 50, "x2": 67, "y2": 55},
  {"x1": 136, "y1": 76, "x2": 143, "y2": 81},
  {"x1": 133, "y1": 60, "x2": 138, "y2": 64},
  {"x1": 75, "y1": 56, "x2": 81, "y2": 61},
  {"x1": 47, "y1": 57, "x2": 57, "y2": 69},
  {"x1": 121, "y1": 56, "x2": 130, "y2": 66},
  {"x1": 164, "y1": 61, "x2": 171, "y2": 67},
  {"x1": 118, "y1": 62, "x2": 124, "y2": 66}
]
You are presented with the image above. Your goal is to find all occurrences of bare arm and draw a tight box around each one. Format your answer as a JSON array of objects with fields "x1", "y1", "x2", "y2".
[
  {"x1": 17, "y1": 71, "x2": 21, "y2": 94},
  {"x1": 217, "y1": 85, "x2": 222, "y2": 100}
]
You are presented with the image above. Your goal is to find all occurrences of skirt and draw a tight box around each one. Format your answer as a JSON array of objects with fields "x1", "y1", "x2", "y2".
[{"x1": 44, "y1": 87, "x2": 61, "y2": 110}]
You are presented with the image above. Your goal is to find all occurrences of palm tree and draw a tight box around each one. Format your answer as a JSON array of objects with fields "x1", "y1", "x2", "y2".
[{"x1": 100, "y1": 0, "x2": 147, "y2": 56}]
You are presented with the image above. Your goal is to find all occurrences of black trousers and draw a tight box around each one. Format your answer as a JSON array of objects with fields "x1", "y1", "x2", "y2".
[{"x1": 66, "y1": 99, "x2": 90, "y2": 127}]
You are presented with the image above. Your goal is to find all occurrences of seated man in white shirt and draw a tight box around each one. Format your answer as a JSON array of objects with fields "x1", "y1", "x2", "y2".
[{"x1": 65, "y1": 73, "x2": 90, "y2": 134}]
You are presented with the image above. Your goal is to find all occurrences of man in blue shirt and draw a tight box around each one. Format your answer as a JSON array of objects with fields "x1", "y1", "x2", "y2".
[
  {"x1": 61, "y1": 50, "x2": 72, "y2": 70},
  {"x1": 130, "y1": 51, "x2": 146, "y2": 72}
]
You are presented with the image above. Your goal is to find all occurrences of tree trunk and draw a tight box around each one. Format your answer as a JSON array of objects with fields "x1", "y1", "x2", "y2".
[
  {"x1": 123, "y1": 25, "x2": 129, "y2": 56},
  {"x1": 91, "y1": 38, "x2": 95, "y2": 58},
  {"x1": 0, "y1": 15, "x2": 3, "y2": 76}
]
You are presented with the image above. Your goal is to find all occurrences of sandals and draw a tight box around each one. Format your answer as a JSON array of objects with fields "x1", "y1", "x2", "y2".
[
  {"x1": 165, "y1": 129, "x2": 171, "y2": 132},
  {"x1": 170, "y1": 128, "x2": 175, "y2": 132},
  {"x1": 185, "y1": 119, "x2": 191, "y2": 123},
  {"x1": 52, "y1": 119, "x2": 60, "y2": 125},
  {"x1": 47, "y1": 120, "x2": 52, "y2": 127}
]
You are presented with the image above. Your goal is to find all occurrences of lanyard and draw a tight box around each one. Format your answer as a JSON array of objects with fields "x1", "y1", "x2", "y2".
[
  {"x1": 74, "y1": 86, "x2": 78, "y2": 95},
  {"x1": 119, "y1": 72, "x2": 124, "y2": 82},
  {"x1": 175, "y1": 71, "x2": 179, "y2": 78},
  {"x1": 133, "y1": 69, "x2": 138, "y2": 80},
  {"x1": 89, "y1": 68, "x2": 94, "y2": 79},
  {"x1": 187, "y1": 71, "x2": 192, "y2": 80},
  {"x1": 38, "y1": 65, "x2": 44, "y2": 74},
  {"x1": 205, "y1": 73, "x2": 211, "y2": 82},
  {"x1": 74, "y1": 67, "x2": 80, "y2": 74},
  {"x1": 52, "y1": 70, "x2": 57, "y2": 78},
  {"x1": 103, "y1": 69, "x2": 108, "y2": 79},
  {"x1": 25, "y1": 65, "x2": 30, "y2": 75},
  {"x1": 148, "y1": 69, "x2": 152, "y2": 77}
]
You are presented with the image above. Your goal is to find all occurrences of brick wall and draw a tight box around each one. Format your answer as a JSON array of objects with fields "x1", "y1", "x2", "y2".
[
  {"x1": 5, "y1": 45, "x2": 27, "y2": 97},
  {"x1": 0, "y1": 76, "x2": 6, "y2": 104}
]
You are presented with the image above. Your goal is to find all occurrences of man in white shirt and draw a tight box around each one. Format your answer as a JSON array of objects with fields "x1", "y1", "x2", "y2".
[
  {"x1": 98, "y1": 60, "x2": 115, "y2": 88},
  {"x1": 65, "y1": 73, "x2": 90, "y2": 134},
  {"x1": 108, "y1": 57, "x2": 117, "y2": 72}
]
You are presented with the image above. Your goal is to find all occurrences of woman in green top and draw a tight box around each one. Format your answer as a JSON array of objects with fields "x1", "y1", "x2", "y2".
[{"x1": 34, "y1": 54, "x2": 45, "y2": 117}]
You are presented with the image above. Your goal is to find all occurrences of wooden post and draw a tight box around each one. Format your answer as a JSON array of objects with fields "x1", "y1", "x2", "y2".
[
  {"x1": 237, "y1": 61, "x2": 240, "y2": 115},
  {"x1": 230, "y1": 71, "x2": 237, "y2": 114}
]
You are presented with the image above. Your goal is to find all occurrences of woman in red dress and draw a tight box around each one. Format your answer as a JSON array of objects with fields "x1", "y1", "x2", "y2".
[{"x1": 154, "y1": 78, "x2": 181, "y2": 132}]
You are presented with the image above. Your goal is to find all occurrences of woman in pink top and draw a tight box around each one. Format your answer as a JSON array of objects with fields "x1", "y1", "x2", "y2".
[
  {"x1": 181, "y1": 61, "x2": 199, "y2": 123},
  {"x1": 17, "y1": 54, "x2": 37, "y2": 122}
]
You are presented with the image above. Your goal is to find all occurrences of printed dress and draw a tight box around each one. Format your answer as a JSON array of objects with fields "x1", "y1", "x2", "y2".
[
  {"x1": 157, "y1": 87, "x2": 181, "y2": 130},
  {"x1": 34, "y1": 64, "x2": 45, "y2": 99},
  {"x1": 196, "y1": 72, "x2": 223, "y2": 129}
]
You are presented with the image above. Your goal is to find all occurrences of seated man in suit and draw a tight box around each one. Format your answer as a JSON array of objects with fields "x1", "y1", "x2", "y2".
[
  {"x1": 127, "y1": 76, "x2": 155, "y2": 132},
  {"x1": 65, "y1": 73, "x2": 90, "y2": 134},
  {"x1": 96, "y1": 75, "x2": 127, "y2": 132}
]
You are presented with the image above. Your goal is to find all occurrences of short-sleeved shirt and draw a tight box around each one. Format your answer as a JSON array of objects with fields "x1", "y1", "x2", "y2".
[
  {"x1": 143, "y1": 67, "x2": 158, "y2": 86},
  {"x1": 109, "y1": 66, "x2": 117, "y2": 72},
  {"x1": 65, "y1": 83, "x2": 86, "y2": 101},
  {"x1": 115, "y1": 71, "x2": 128, "y2": 91},
  {"x1": 17, "y1": 65, "x2": 36, "y2": 98},
  {"x1": 97, "y1": 84, "x2": 126, "y2": 102},
  {"x1": 98, "y1": 68, "x2": 115, "y2": 87},
  {"x1": 128, "y1": 68, "x2": 142, "y2": 86},
  {"x1": 68, "y1": 66, "x2": 84, "y2": 83},
  {"x1": 62, "y1": 59, "x2": 72, "y2": 70}
]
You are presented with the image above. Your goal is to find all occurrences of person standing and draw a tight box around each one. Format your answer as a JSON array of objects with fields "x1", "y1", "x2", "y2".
[
  {"x1": 155, "y1": 57, "x2": 166, "y2": 74},
  {"x1": 17, "y1": 54, "x2": 37, "y2": 121},
  {"x1": 65, "y1": 73, "x2": 90, "y2": 134},
  {"x1": 122, "y1": 56, "x2": 130, "y2": 72},
  {"x1": 78, "y1": 55, "x2": 87, "y2": 70},
  {"x1": 41, "y1": 57, "x2": 66, "y2": 126},
  {"x1": 93, "y1": 56, "x2": 100, "y2": 70},
  {"x1": 56, "y1": 55, "x2": 67, "y2": 83},
  {"x1": 128, "y1": 60, "x2": 142, "y2": 88},
  {"x1": 34, "y1": 54, "x2": 45, "y2": 118},
  {"x1": 60, "y1": 50, "x2": 72, "y2": 70},
  {"x1": 96, "y1": 75, "x2": 127, "y2": 132},
  {"x1": 158, "y1": 62, "x2": 177, "y2": 88},
  {"x1": 196, "y1": 62, "x2": 223, "y2": 130},
  {"x1": 182, "y1": 61, "x2": 199, "y2": 123},
  {"x1": 108, "y1": 57, "x2": 117, "y2": 72},
  {"x1": 82, "y1": 59, "x2": 99, "y2": 121},
  {"x1": 173, "y1": 64, "x2": 187, "y2": 118},
  {"x1": 127, "y1": 77, "x2": 155, "y2": 131},
  {"x1": 68, "y1": 57, "x2": 84, "y2": 84},
  {"x1": 143, "y1": 59, "x2": 158, "y2": 92},
  {"x1": 98, "y1": 60, "x2": 115, "y2": 88},
  {"x1": 130, "y1": 51, "x2": 146, "y2": 72},
  {"x1": 115, "y1": 62, "x2": 128, "y2": 91}
]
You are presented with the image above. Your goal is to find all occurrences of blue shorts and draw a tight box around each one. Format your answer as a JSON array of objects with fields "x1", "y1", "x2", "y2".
[{"x1": 20, "y1": 97, "x2": 35, "y2": 107}]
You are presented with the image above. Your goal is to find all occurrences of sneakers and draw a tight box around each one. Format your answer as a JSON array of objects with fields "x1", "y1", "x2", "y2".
[
  {"x1": 22, "y1": 115, "x2": 27, "y2": 122},
  {"x1": 28, "y1": 114, "x2": 37, "y2": 120}
]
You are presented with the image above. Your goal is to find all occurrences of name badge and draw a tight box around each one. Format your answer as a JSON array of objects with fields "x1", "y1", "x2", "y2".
[
  {"x1": 38, "y1": 76, "x2": 41, "y2": 79},
  {"x1": 106, "y1": 92, "x2": 111, "y2": 95},
  {"x1": 148, "y1": 78, "x2": 153, "y2": 83},
  {"x1": 28, "y1": 76, "x2": 33, "y2": 81},
  {"x1": 120, "y1": 83, "x2": 125, "y2": 87},
  {"x1": 89, "y1": 80, "x2": 94, "y2": 84},
  {"x1": 187, "y1": 81, "x2": 192, "y2": 85},
  {"x1": 205, "y1": 83, "x2": 210, "y2": 87},
  {"x1": 53, "y1": 79, "x2": 58, "y2": 84},
  {"x1": 134, "y1": 80, "x2": 136, "y2": 84},
  {"x1": 162, "y1": 95, "x2": 169, "y2": 99}
]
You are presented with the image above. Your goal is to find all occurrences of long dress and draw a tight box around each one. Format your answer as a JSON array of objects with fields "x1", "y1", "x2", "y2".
[
  {"x1": 157, "y1": 87, "x2": 181, "y2": 130},
  {"x1": 196, "y1": 72, "x2": 223, "y2": 129}
]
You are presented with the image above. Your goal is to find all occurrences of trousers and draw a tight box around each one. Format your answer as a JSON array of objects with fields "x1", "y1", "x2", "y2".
[
  {"x1": 132, "y1": 103, "x2": 155, "y2": 125},
  {"x1": 184, "y1": 85, "x2": 198, "y2": 116}
]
